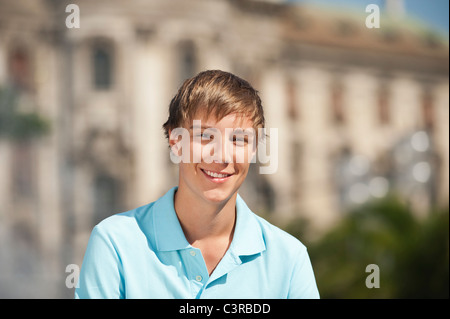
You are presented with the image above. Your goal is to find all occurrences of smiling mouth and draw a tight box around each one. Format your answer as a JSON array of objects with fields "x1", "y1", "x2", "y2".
[{"x1": 201, "y1": 169, "x2": 233, "y2": 181}]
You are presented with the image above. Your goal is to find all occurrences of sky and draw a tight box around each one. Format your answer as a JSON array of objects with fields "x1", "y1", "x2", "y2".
[{"x1": 287, "y1": 0, "x2": 449, "y2": 37}]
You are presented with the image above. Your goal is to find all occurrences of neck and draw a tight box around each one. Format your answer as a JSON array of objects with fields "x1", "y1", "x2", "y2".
[{"x1": 174, "y1": 187, "x2": 237, "y2": 245}]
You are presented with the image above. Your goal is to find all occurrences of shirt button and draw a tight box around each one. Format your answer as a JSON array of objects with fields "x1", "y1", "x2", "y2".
[
  {"x1": 190, "y1": 250, "x2": 196, "y2": 257},
  {"x1": 195, "y1": 275, "x2": 202, "y2": 282}
]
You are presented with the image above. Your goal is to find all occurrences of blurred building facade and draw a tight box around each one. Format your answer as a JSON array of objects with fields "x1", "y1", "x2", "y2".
[{"x1": 0, "y1": 0, "x2": 448, "y2": 297}]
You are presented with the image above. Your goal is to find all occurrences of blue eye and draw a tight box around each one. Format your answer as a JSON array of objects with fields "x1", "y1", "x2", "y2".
[{"x1": 202, "y1": 133, "x2": 213, "y2": 140}]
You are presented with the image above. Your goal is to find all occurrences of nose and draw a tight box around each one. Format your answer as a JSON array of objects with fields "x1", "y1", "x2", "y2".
[
  {"x1": 217, "y1": 138, "x2": 233, "y2": 164},
  {"x1": 201, "y1": 136, "x2": 232, "y2": 164}
]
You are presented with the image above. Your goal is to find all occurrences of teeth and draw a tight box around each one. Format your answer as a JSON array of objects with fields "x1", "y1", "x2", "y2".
[{"x1": 204, "y1": 170, "x2": 229, "y2": 178}]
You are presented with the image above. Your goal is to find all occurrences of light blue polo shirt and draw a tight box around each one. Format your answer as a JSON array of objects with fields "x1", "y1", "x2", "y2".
[{"x1": 75, "y1": 187, "x2": 319, "y2": 299}]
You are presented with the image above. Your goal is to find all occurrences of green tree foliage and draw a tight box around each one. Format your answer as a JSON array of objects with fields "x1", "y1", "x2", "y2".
[
  {"x1": 285, "y1": 195, "x2": 449, "y2": 298},
  {"x1": 0, "y1": 87, "x2": 50, "y2": 140}
]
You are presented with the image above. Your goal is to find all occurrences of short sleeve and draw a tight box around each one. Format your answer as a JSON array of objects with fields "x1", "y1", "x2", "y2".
[
  {"x1": 75, "y1": 225, "x2": 124, "y2": 299},
  {"x1": 287, "y1": 247, "x2": 320, "y2": 299}
]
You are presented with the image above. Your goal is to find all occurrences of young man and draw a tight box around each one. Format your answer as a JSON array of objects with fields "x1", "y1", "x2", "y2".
[{"x1": 75, "y1": 70, "x2": 319, "y2": 298}]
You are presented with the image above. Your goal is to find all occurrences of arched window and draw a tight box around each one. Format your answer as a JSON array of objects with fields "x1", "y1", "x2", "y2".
[
  {"x1": 7, "y1": 48, "x2": 36, "y2": 197},
  {"x1": 377, "y1": 84, "x2": 390, "y2": 125},
  {"x1": 8, "y1": 48, "x2": 30, "y2": 90},
  {"x1": 178, "y1": 40, "x2": 197, "y2": 85},
  {"x1": 286, "y1": 77, "x2": 298, "y2": 120},
  {"x1": 421, "y1": 89, "x2": 434, "y2": 131},
  {"x1": 331, "y1": 80, "x2": 345, "y2": 125},
  {"x1": 93, "y1": 174, "x2": 121, "y2": 225},
  {"x1": 92, "y1": 40, "x2": 114, "y2": 90}
]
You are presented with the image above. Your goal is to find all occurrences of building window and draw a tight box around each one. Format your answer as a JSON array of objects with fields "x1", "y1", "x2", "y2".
[
  {"x1": 12, "y1": 142, "x2": 34, "y2": 198},
  {"x1": 7, "y1": 48, "x2": 35, "y2": 199},
  {"x1": 178, "y1": 40, "x2": 197, "y2": 85},
  {"x1": 8, "y1": 48, "x2": 31, "y2": 90},
  {"x1": 93, "y1": 174, "x2": 121, "y2": 225},
  {"x1": 291, "y1": 141, "x2": 302, "y2": 201},
  {"x1": 422, "y1": 89, "x2": 434, "y2": 131},
  {"x1": 286, "y1": 77, "x2": 298, "y2": 120},
  {"x1": 92, "y1": 42, "x2": 113, "y2": 90},
  {"x1": 331, "y1": 80, "x2": 345, "y2": 125},
  {"x1": 377, "y1": 84, "x2": 390, "y2": 125}
]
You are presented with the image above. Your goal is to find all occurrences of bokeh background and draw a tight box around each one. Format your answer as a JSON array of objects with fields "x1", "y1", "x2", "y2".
[{"x1": 0, "y1": 0, "x2": 448, "y2": 298}]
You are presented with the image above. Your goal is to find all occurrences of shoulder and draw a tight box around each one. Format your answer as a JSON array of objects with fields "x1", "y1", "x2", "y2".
[
  {"x1": 236, "y1": 194, "x2": 308, "y2": 258},
  {"x1": 253, "y1": 213, "x2": 308, "y2": 257},
  {"x1": 252, "y1": 214, "x2": 320, "y2": 298},
  {"x1": 92, "y1": 202, "x2": 155, "y2": 244}
]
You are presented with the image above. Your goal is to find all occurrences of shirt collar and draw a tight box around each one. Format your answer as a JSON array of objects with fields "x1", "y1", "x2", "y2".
[
  {"x1": 152, "y1": 187, "x2": 266, "y2": 257},
  {"x1": 231, "y1": 194, "x2": 266, "y2": 257},
  {"x1": 152, "y1": 187, "x2": 190, "y2": 251}
]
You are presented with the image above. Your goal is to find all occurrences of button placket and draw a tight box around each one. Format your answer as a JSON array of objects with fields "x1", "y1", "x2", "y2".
[
  {"x1": 190, "y1": 249, "x2": 205, "y2": 283},
  {"x1": 184, "y1": 247, "x2": 208, "y2": 297}
]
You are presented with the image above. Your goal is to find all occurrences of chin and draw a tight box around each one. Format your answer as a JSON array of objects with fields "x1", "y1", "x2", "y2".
[{"x1": 202, "y1": 188, "x2": 235, "y2": 204}]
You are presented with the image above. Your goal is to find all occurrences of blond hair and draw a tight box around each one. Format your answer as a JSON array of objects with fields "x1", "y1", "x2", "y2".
[{"x1": 163, "y1": 70, "x2": 265, "y2": 140}]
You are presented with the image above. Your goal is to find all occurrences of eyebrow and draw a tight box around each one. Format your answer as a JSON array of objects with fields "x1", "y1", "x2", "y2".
[
  {"x1": 188, "y1": 126, "x2": 254, "y2": 135},
  {"x1": 189, "y1": 125, "x2": 214, "y2": 129}
]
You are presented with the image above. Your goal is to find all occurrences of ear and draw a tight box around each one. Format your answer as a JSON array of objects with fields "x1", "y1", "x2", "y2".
[
  {"x1": 168, "y1": 129, "x2": 175, "y2": 147},
  {"x1": 168, "y1": 130, "x2": 180, "y2": 155}
]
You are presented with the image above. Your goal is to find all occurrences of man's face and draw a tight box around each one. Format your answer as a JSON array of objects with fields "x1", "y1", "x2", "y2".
[{"x1": 170, "y1": 111, "x2": 256, "y2": 205}]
